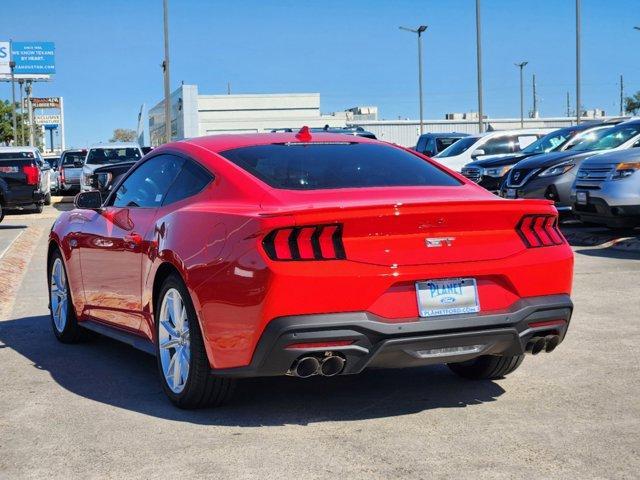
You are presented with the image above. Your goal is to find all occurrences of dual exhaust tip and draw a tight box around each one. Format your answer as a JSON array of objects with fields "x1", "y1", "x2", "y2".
[
  {"x1": 526, "y1": 335, "x2": 560, "y2": 355},
  {"x1": 291, "y1": 355, "x2": 345, "y2": 378}
]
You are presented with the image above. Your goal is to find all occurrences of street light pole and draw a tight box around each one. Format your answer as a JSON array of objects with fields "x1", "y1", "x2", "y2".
[
  {"x1": 475, "y1": 0, "x2": 484, "y2": 133},
  {"x1": 162, "y1": 0, "x2": 172, "y2": 143},
  {"x1": 576, "y1": 0, "x2": 581, "y2": 124},
  {"x1": 515, "y1": 62, "x2": 528, "y2": 128},
  {"x1": 399, "y1": 25, "x2": 428, "y2": 134}
]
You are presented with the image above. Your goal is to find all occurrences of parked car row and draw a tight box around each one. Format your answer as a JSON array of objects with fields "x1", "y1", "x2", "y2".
[
  {"x1": 433, "y1": 118, "x2": 640, "y2": 229},
  {"x1": 0, "y1": 143, "x2": 149, "y2": 222}
]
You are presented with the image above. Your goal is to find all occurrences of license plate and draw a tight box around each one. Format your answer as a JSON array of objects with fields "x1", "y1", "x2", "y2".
[
  {"x1": 416, "y1": 278, "x2": 480, "y2": 318},
  {"x1": 576, "y1": 191, "x2": 588, "y2": 205},
  {"x1": 506, "y1": 188, "x2": 517, "y2": 199}
]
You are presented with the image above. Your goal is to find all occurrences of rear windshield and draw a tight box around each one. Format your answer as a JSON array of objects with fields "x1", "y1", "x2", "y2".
[
  {"x1": 436, "y1": 137, "x2": 463, "y2": 152},
  {"x1": 86, "y1": 148, "x2": 141, "y2": 165},
  {"x1": 436, "y1": 136, "x2": 480, "y2": 157},
  {"x1": 0, "y1": 151, "x2": 35, "y2": 159},
  {"x1": 62, "y1": 151, "x2": 86, "y2": 166},
  {"x1": 219, "y1": 143, "x2": 461, "y2": 190}
]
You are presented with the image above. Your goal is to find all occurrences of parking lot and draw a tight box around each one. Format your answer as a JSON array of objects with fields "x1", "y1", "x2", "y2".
[{"x1": 0, "y1": 202, "x2": 637, "y2": 479}]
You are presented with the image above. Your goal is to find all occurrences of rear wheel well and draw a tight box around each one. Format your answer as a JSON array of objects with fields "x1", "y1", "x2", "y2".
[
  {"x1": 152, "y1": 262, "x2": 183, "y2": 320},
  {"x1": 47, "y1": 240, "x2": 61, "y2": 271}
]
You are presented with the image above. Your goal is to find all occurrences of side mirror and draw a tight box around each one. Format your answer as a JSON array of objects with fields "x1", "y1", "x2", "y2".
[
  {"x1": 472, "y1": 148, "x2": 486, "y2": 158},
  {"x1": 74, "y1": 191, "x2": 102, "y2": 210}
]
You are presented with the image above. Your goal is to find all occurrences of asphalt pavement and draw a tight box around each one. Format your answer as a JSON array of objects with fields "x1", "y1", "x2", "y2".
[{"x1": 0, "y1": 203, "x2": 639, "y2": 479}]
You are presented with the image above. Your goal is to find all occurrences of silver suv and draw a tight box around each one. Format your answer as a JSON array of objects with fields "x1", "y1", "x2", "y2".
[{"x1": 571, "y1": 148, "x2": 640, "y2": 228}]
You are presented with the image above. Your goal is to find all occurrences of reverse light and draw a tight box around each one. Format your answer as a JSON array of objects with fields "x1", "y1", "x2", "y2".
[
  {"x1": 612, "y1": 161, "x2": 640, "y2": 180},
  {"x1": 263, "y1": 224, "x2": 346, "y2": 261},
  {"x1": 538, "y1": 162, "x2": 575, "y2": 177},
  {"x1": 285, "y1": 340, "x2": 354, "y2": 350},
  {"x1": 516, "y1": 214, "x2": 565, "y2": 248},
  {"x1": 22, "y1": 163, "x2": 40, "y2": 186}
]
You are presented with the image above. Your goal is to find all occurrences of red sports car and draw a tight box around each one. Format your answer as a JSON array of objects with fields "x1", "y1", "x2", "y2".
[{"x1": 48, "y1": 128, "x2": 574, "y2": 408}]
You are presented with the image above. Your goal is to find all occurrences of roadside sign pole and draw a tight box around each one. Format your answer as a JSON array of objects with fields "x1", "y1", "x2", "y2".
[
  {"x1": 163, "y1": 0, "x2": 172, "y2": 143},
  {"x1": 9, "y1": 51, "x2": 17, "y2": 144},
  {"x1": 59, "y1": 96, "x2": 65, "y2": 151},
  {"x1": 18, "y1": 80, "x2": 24, "y2": 145}
]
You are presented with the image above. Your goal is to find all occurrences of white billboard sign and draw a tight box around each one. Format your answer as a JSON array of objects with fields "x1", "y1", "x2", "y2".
[
  {"x1": 34, "y1": 114, "x2": 61, "y2": 125},
  {"x1": 0, "y1": 42, "x2": 10, "y2": 76}
]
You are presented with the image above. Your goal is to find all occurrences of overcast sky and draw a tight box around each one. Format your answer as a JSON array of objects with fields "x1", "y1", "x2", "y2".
[{"x1": 1, "y1": 0, "x2": 638, "y2": 147}]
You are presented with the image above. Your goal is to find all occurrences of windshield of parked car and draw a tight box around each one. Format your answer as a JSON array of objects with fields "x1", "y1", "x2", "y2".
[
  {"x1": 62, "y1": 151, "x2": 86, "y2": 166},
  {"x1": 562, "y1": 126, "x2": 610, "y2": 150},
  {"x1": 86, "y1": 148, "x2": 141, "y2": 165},
  {"x1": 435, "y1": 136, "x2": 480, "y2": 158},
  {"x1": 570, "y1": 124, "x2": 640, "y2": 152},
  {"x1": 521, "y1": 129, "x2": 573, "y2": 154},
  {"x1": 220, "y1": 143, "x2": 461, "y2": 189}
]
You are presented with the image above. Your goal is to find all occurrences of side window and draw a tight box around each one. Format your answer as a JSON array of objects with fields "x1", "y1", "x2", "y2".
[
  {"x1": 163, "y1": 159, "x2": 213, "y2": 205},
  {"x1": 416, "y1": 136, "x2": 427, "y2": 153},
  {"x1": 481, "y1": 136, "x2": 517, "y2": 155},
  {"x1": 517, "y1": 135, "x2": 538, "y2": 150},
  {"x1": 111, "y1": 154, "x2": 184, "y2": 208}
]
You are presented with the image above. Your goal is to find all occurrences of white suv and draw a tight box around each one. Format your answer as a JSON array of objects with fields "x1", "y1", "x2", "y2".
[
  {"x1": 434, "y1": 128, "x2": 553, "y2": 172},
  {"x1": 81, "y1": 143, "x2": 143, "y2": 192}
]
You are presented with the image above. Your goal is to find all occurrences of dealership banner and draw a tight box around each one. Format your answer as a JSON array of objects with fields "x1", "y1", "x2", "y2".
[{"x1": 11, "y1": 41, "x2": 55, "y2": 75}]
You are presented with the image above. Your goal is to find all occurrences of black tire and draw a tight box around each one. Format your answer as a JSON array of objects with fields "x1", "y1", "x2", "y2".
[
  {"x1": 0, "y1": 202, "x2": 4, "y2": 223},
  {"x1": 44, "y1": 192, "x2": 52, "y2": 206},
  {"x1": 34, "y1": 203, "x2": 44, "y2": 213},
  {"x1": 47, "y1": 249, "x2": 83, "y2": 343},
  {"x1": 155, "y1": 273, "x2": 235, "y2": 409},
  {"x1": 447, "y1": 354, "x2": 524, "y2": 380}
]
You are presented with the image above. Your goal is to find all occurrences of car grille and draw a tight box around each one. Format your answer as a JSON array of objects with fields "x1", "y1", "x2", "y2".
[
  {"x1": 506, "y1": 168, "x2": 538, "y2": 188},
  {"x1": 576, "y1": 165, "x2": 614, "y2": 182},
  {"x1": 461, "y1": 167, "x2": 482, "y2": 182}
]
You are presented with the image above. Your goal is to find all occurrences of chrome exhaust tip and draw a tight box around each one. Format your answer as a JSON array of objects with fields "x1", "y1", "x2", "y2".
[
  {"x1": 320, "y1": 356, "x2": 345, "y2": 377},
  {"x1": 292, "y1": 357, "x2": 320, "y2": 378}
]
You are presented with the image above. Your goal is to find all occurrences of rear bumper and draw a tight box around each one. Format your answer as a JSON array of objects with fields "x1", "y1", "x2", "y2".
[
  {"x1": 2, "y1": 188, "x2": 44, "y2": 207},
  {"x1": 573, "y1": 196, "x2": 640, "y2": 227},
  {"x1": 210, "y1": 294, "x2": 573, "y2": 378}
]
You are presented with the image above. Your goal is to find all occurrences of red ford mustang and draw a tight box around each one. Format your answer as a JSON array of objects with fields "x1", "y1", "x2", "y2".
[{"x1": 48, "y1": 128, "x2": 574, "y2": 408}]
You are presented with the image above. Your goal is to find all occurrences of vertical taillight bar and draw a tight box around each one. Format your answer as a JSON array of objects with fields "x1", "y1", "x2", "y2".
[{"x1": 263, "y1": 224, "x2": 345, "y2": 261}]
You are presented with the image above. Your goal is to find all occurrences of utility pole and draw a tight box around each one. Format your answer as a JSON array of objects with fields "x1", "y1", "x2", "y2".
[
  {"x1": 25, "y1": 81, "x2": 34, "y2": 146},
  {"x1": 619, "y1": 74, "x2": 624, "y2": 116},
  {"x1": 532, "y1": 73, "x2": 538, "y2": 118},
  {"x1": 9, "y1": 54, "x2": 17, "y2": 145},
  {"x1": 399, "y1": 25, "x2": 428, "y2": 134},
  {"x1": 566, "y1": 91, "x2": 571, "y2": 118},
  {"x1": 162, "y1": 0, "x2": 172, "y2": 143},
  {"x1": 227, "y1": 82, "x2": 231, "y2": 95},
  {"x1": 475, "y1": 0, "x2": 484, "y2": 132},
  {"x1": 18, "y1": 80, "x2": 24, "y2": 146},
  {"x1": 515, "y1": 62, "x2": 528, "y2": 128},
  {"x1": 575, "y1": 0, "x2": 581, "y2": 124}
]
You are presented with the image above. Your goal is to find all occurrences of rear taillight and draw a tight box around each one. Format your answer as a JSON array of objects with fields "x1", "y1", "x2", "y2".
[
  {"x1": 22, "y1": 163, "x2": 40, "y2": 186},
  {"x1": 516, "y1": 214, "x2": 565, "y2": 248},
  {"x1": 59, "y1": 166, "x2": 65, "y2": 184},
  {"x1": 263, "y1": 224, "x2": 346, "y2": 261}
]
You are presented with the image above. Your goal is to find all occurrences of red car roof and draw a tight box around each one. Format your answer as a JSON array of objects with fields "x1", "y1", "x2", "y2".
[{"x1": 181, "y1": 131, "x2": 377, "y2": 153}]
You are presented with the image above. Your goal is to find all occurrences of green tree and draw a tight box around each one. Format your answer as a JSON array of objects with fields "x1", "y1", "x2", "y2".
[
  {"x1": 624, "y1": 91, "x2": 640, "y2": 115},
  {"x1": 0, "y1": 99, "x2": 43, "y2": 147},
  {"x1": 110, "y1": 128, "x2": 137, "y2": 142}
]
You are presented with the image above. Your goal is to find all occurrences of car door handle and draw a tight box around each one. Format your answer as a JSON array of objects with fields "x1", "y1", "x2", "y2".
[{"x1": 123, "y1": 233, "x2": 143, "y2": 245}]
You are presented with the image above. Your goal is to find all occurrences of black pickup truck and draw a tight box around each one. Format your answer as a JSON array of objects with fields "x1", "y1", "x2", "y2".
[
  {"x1": 0, "y1": 154, "x2": 46, "y2": 223},
  {"x1": 87, "y1": 160, "x2": 137, "y2": 197}
]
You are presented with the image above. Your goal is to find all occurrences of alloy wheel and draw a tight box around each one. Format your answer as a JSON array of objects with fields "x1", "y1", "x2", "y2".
[
  {"x1": 158, "y1": 288, "x2": 191, "y2": 394},
  {"x1": 50, "y1": 258, "x2": 68, "y2": 332}
]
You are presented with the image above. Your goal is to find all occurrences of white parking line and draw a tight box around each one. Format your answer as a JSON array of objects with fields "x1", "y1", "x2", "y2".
[{"x1": 0, "y1": 229, "x2": 25, "y2": 260}]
